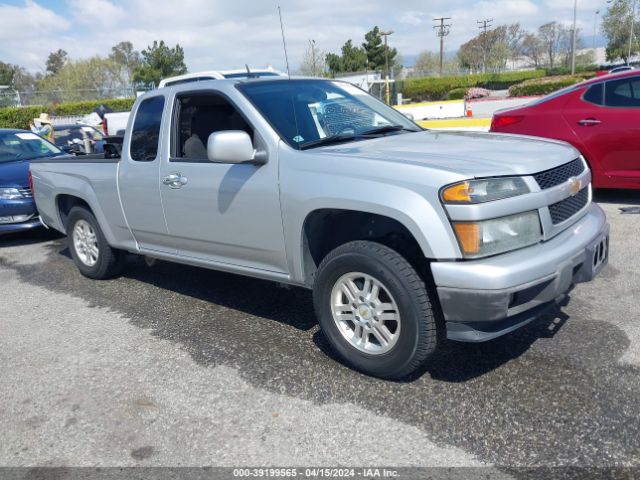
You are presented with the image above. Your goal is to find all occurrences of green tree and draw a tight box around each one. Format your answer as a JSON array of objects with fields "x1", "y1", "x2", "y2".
[
  {"x1": 109, "y1": 41, "x2": 141, "y2": 87},
  {"x1": 602, "y1": 0, "x2": 640, "y2": 62},
  {"x1": 38, "y1": 56, "x2": 122, "y2": 103},
  {"x1": 0, "y1": 61, "x2": 15, "y2": 85},
  {"x1": 325, "y1": 39, "x2": 368, "y2": 75},
  {"x1": 133, "y1": 40, "x2": 187, "y2": 87},
  {"x1": 46, "y1": 49, "x2": 68, "y2": 75},
  {"x1": 363, "y1": 26, "x2": 397, "y2": 72}
]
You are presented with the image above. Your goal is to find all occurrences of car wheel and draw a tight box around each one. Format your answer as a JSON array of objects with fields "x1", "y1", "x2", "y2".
[
  {"x1": 313, "y1": 240, "x2": 438, "y2": 379},
  {"x1": 67, "y1": 206, "x2": 125, "y2": 279}
]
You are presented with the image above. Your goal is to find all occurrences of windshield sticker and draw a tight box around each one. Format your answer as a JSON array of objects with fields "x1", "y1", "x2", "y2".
[
  {"x1": 293, "y1": 135, "x2": 304, "y2": 143},
  {"x1": 15, "y1": 133, "x2": 41, "y2": 141}
]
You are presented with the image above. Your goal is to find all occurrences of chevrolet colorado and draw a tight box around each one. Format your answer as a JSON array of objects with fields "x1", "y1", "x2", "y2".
[{"x1": 30, "y1": 78, "x2": 609, "y2": 379}]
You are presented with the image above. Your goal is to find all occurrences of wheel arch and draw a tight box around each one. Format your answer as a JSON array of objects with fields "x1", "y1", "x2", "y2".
[{"x1": 300, "y1": 208, "x2": 436, "y2": 288}]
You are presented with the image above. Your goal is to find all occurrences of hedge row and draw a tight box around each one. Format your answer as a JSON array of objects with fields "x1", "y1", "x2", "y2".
[
  {"x1": 401, "y1": 70, "x2": 546, "y2": 102},
  {"x1": 0, "y1": 98, "x2": 135, "y2": 130},
  {"x1": 543, "y1": 65, "x2": 599, "y2": 76},
  {"x1": 508, "y1": 75, "x2": 586, "y2": 97}
]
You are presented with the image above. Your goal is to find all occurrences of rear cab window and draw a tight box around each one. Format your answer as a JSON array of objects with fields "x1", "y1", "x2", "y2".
[{"x1": 130, "y1": 96, "x2": 165, "y2": 161}]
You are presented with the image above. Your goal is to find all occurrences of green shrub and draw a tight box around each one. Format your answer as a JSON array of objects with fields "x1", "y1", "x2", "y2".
[
  {"x1": 51, "y1": 98, "x2": 135, "y2": 117},
  {"x1": 0, "y1": 106, "x2": 43, "y2": 131},
  {"x1": 402, "y1": 70, "x2": 545, "y2": 102},
  {"x1": 508, "y1": 75, "x2": 585, "y2": 97},
  {"x1": 448, "y1": 87, "x2": 467, "y2": 100},
  {"x1": 544, "y1": 65, "x2": 599, "y2": 76},
  {"x1": 0, "y1": 98, "x2": 135, "y2": 130}
]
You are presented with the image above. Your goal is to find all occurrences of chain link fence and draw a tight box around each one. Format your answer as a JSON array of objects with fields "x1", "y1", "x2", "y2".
[{"x1": 0, "y1": 87, "x2": 144, "y2": 108}]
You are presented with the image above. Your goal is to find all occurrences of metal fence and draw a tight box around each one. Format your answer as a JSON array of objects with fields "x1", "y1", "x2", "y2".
[{"x1": 0, "y1": 87, "x2": 140, "y2": 108}]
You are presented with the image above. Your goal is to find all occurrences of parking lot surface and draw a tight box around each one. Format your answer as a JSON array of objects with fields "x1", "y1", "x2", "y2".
[{"x1": 1, "y1": 191, "x2": 639, "y2": 472}]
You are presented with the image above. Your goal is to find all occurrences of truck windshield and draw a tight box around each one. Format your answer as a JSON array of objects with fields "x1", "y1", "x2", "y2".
[
  {"x1": 238, "y1": 80, "x2": 421, "y2": 149},
  {"x1": 0, "y1": 131, "x2": 63, "y2": 163}
]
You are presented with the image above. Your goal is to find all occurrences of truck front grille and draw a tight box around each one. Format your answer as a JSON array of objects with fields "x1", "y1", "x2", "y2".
[
  {"x1": 549, "y1": 187, "x2": 589, "y2": 224},
  {"x1": 534, "y1": 158, "x2": 585, "y2": 190}
]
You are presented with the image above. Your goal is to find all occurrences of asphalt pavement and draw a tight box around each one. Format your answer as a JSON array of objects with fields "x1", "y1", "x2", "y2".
[{"x1": 1, "y1": 190, "x2": 639, "y2": 475}]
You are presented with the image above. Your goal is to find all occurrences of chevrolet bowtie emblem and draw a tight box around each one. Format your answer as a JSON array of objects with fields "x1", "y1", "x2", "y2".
[{"x1": 568, "y1": 177, "x2": 581, "y2": 196}]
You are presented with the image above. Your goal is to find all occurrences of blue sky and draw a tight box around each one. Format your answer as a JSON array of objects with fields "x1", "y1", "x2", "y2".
[{"x1": 0, "y1": 0, "x2": 607, "y2": 72}]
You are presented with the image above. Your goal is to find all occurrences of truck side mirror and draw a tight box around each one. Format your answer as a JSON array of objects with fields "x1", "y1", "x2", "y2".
[{"x1": 206, "y1": 131, "x2": 266, "y2": 164}]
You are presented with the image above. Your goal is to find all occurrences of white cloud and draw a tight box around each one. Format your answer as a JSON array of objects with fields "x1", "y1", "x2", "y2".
[
  {"x1": 0, "y1": 0, "x2": 70, "y2": 71},
  {"x1": 67, "y1": 0, "x2": 126, "y2": 28}
]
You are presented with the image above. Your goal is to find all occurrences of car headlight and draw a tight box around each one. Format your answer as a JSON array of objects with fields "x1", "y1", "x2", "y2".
[
  {"x1": 441, "y1": 177, "x2": 529, "y2": 204},
  {"x1": 452, "y1": 210, "x2": 542, "y2": 258},
  {"x1": 0, "y1": 188, "x2": 24, "y2": 200}
]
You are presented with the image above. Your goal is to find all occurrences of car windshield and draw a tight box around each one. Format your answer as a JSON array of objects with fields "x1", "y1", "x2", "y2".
[
  {"x1": 54, "y1": 126, "x2": 103, "y2": 146},
  {"x1": 0, "y1": 131, "x2": 63, "y2": 163},
  {"x1": 239, "y1": 79, "x2": 421, "y2": 149}
]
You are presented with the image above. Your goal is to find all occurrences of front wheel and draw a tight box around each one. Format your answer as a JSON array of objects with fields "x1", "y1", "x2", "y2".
[
  {"x1": 67, "y1": 206, "x2": 125, "y2": 279},
  {"x1": 313, "y1": 241, "x2": 438, "y2": 379}
]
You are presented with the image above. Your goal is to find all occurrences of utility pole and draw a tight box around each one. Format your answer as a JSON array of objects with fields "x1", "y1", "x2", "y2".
[
  {"x1": 380, "y1": 30, "x2": 394, "y2": 104},
  {"x1": 433, "y1": 17, "x2": 452, "y2": 76},
  {"x1": 477, "y1": 18, "x2": 493, "y2": 74},
  {"x1": 571, "y1": 0, "x2": 578, "y2": 75}
]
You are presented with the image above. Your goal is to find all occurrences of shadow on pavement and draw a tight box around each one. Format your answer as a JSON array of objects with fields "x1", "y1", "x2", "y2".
[
  {"x1": 593, "y1": 189, "x2": 640, "y2": 206},
  {"x1": 0, "y1": 228, "x2": 63, "y2": 248}
]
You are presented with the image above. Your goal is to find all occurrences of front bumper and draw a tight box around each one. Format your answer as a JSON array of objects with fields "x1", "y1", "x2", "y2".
[
  {"x1": 432, "y1": 203, "x2": 609, "y2": 342},
  {"x1": 0, "y1": 197, "x2": 42, "y2": 234},
  {"x1": 0, "y1": 216, "x2": 43, "y2": 234}
]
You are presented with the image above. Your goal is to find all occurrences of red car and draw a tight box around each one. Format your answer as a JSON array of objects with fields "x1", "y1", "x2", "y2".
[{"x1": 491, "y1": 71, "x2": 640, "y2": 189}]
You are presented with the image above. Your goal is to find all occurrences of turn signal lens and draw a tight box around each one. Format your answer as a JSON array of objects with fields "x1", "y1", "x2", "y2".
[
  {"x1": 453, "y1": 223, "x2": 481, "y2": 255},
  {"x1": 442, "y1": 182, "x2": 471, "y2": 202},
  {"x1": 441, "y1": 177, "x2": 529, "y2": 204}
]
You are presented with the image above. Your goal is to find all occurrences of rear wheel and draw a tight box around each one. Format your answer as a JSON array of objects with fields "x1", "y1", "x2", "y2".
[
  {"x1": 313, "y1": 241, "x2": 438, "y2": 379},
  {"x1": 67, "y1": 206, "x2": 125, "y2": 279}
]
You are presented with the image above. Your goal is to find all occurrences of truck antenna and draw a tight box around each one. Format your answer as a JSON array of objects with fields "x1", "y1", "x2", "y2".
[{"x1": 278, "y1": 6, "x2": 291, "y2": 79}]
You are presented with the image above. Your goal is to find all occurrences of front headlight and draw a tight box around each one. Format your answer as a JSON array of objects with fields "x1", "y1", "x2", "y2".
[
  {"x1": 441, "y1": 177, "x2": 529, "y2": 204},
  {"x1": 0, "y1": 188, "x2": 24, "y2": 200},
  {"x1": 452, "y1": 210, "x2": 542, "y2": 258}
]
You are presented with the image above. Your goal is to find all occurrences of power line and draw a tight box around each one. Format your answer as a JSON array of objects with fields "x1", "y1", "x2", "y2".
[{"x1": 433, "y1": 17, "x2": 452, "y2": 76}]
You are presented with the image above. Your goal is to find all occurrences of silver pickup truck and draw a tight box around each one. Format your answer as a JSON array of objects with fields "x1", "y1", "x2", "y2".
[{"x1": 30, "y1": 78, "x2": 609, "y2": 379}]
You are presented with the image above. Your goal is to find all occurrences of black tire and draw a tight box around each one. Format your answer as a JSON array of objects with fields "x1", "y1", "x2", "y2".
[
  {"x1": 66, "y1": 206, "x2": 125, "y2": 279},
  {"x1": 313, "y1": 240, "x2": 438, "y2": 379}
]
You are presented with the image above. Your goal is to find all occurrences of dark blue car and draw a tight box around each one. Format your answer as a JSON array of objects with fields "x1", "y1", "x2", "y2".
[{"x1": 0, "y1": 129, "x2": 65, "y2": 234}]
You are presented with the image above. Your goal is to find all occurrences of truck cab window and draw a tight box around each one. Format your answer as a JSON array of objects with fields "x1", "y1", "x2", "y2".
[
  {"x1": 130, "y1": 96, "x2": 165, "y2": 161},
  {"x1": 173, "y1": 93, "x2": 253, "y2": 161}
]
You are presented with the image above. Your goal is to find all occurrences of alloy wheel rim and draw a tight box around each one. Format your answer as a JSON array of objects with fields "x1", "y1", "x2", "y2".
[
  {"x1": 330, "y1": 272, "x2": 401, "y2": 355},
  {"x1": 73, "y1": 219, "x2": 99, "y2": 267}
]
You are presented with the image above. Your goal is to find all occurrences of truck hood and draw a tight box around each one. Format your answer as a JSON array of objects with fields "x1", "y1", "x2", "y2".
[
  {"x1": 0, "y1": 159, "x2": 30, "y2": 187},
  {"x1": 315, "y1": 130, "x2": 579, "y2": 178}
]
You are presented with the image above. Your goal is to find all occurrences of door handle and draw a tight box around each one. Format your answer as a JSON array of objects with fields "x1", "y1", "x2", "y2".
[
  {"x1": 578, "y1": 118, "x2": 601, "y2": 126},
  {"x1": 162, "y1": 173, "x2": 188, "y2": 189}
]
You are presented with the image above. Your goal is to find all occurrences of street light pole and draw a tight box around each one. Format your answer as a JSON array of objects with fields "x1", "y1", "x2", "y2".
[{"x1": 571, "y1": 0, "x2": 578, "y2": 75}]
